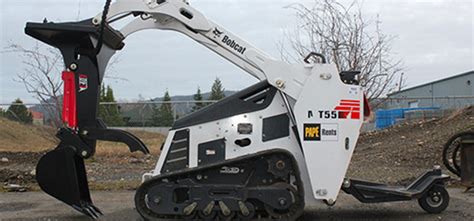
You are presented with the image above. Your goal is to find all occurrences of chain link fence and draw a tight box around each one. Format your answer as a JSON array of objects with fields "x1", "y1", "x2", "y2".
[
  {"x1": 2, "y1": 96, "x2": 474, "y2": 128},
  {"x1": 362, "y1": 96, "x2": 474, "y2": 131},
  {"x1": 102, "y1": 101, "x2": 218, "y2": 127},
  {"x1": 378, "y1": 96, "x2": 474, "y2": 110},
  {"x1": 0, "y1": 101, "x2": 218, "y2": 127}
]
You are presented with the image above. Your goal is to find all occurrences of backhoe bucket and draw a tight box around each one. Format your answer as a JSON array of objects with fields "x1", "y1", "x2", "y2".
[
  {"x1": 36, "y1": 146, "x2": 102, "y2": 219},
  {"x1": 25, "y1": 14, "x2": 148, "y2": 219}
]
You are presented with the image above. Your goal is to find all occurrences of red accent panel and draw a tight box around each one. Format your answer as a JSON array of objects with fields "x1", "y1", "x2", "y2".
[
  {"x1": 363, "y1": 94, "x2": 371, "y2": 117},
  {"x1": 62, "y1": 71, "x2": 77, "y2": 128},
  {"x1": 351, "y1": 111, "x2": 361, "y2": 119}
]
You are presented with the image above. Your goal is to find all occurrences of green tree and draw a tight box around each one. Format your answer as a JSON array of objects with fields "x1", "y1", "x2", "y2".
[
  {"x1": 208, "y1": 78, "x2": 226, "y2": 101},
  {"x1": 152, "y1": 90, "x2": 174, "y2": 127},
  {"x1": 6, "y1": 98, "x2": 33, "y2": 124},
  {"x1": 98, "y1": 85, "x2": 125, "y2": 126},
  {"x1": 0, "y1": 108, "x2": 6, "y2": 117},
  {"x1": 192, "y1": 87, "x2": 206, "y2": 112}
]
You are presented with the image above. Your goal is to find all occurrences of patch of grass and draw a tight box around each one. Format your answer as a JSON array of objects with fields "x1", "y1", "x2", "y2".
[
  {"x1": 0, "y1": 117, "x2": 57, "y2": 152},
  {"x1": 0, "y1": 116, "x2": 165, "y2": 157},
  {"x1": 96, "y1": 130, "x2": 164, "y2": 157}
]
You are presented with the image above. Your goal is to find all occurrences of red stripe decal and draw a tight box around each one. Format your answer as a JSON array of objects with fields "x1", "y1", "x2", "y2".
[
  {"x1": 339, "y1": 103, "x2": 360, "y2": 107},
  {"x1": 335, "y1": 106, "x2": 352, "y2": 111},
  {"x1": 340, "y1": 100, "x2": 360, "y2": 103}
]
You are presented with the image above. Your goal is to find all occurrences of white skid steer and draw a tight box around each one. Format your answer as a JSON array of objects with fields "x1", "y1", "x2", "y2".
[{"x1": 25, "y1": 0, "x2": 450, "y2": 220}]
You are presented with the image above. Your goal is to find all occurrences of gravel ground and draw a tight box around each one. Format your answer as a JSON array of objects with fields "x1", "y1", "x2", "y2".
[{"x1": 0, "y1": 188, "x2": 473, "y2": 221}]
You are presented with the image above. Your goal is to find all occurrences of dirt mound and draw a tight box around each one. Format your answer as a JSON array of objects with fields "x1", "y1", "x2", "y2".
[
  {"x1": 0, "y1": 117, "x2": 165, "y2": 191},
  {"x1": 348, "y1": 106, "x2": 474, "y2": 184},
  {"x1": 0, "y1": 117, "x2": 57, "y2": 152}
]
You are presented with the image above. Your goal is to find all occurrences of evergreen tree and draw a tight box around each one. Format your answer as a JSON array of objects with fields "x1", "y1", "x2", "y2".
[
  {"x1": 6, "y1": 98, "x2": 33, "y2": 124},
  {"x1": 192, "y1": 87, "x2": 206, "y2": 112},
  {"x1": 152, "y1": 90, "x2": 174, "y2": 127},
  {"x1": 0, "y1": 108, "x2": 5, "y2": 117},
  {"x1": 208, "y1": 78, "x2": 226, "y2": 101},
  {"x1": 100, "y1": 84, "x2": 106, "y2": 101},
  {"x1": 98, "y1": 85, "x2": 125, "y2": 126}
]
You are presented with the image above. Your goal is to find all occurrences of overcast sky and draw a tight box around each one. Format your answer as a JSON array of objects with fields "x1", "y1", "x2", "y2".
[{"x1": 0, "y1": 0, "x2": 473, "y2": 104}]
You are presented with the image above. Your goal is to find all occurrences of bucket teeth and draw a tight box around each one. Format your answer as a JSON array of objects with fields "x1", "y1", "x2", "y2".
[
  {"x1": 79, "y1": 203, "x2": 103, "y2": 219},
  {"x1": 84, "y1": 207, "x2": 99, "y2": 219},
  {"x1": 90, "y1": 204, "x2": 104, "y2": 215},
  {"x1": 72, "y1": 203, "x2": 102, "y2": 219}
]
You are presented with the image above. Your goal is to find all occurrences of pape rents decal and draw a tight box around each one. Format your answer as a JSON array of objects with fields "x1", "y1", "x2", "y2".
[{"x1": 303, "y1": 124, "x2": 338, "y2": 141}]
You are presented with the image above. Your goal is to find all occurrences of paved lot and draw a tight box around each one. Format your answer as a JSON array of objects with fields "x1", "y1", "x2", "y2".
[{"x1": 1, "y1": 188, "x2": 473, "y2": 221}]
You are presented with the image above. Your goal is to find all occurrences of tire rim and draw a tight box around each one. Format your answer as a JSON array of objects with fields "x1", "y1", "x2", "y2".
[{"x1": 426, "y1": 191, "x2": 443, "y2": 207}]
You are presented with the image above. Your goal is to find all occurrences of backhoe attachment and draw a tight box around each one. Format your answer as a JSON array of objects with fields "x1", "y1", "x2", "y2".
[{"x1": 25, "y1": 19, "x2": 149, "y2": 218}]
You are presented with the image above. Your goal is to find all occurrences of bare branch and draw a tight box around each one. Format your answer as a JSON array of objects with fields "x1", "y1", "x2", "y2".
[
  {"x1": 281, "y1": 0, "x2": 405, "y2": 100},
  {"x1": 4, "y1": 42, "x2": 124, "y2": 128},
  {"x1": 5, "y1": 43, "x2": 64, "y2": 128}
]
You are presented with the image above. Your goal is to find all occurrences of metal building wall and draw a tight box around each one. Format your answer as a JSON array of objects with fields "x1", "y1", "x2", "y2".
[{"x1": 385, "y1": 71, "x2": 474, "y2": 109}]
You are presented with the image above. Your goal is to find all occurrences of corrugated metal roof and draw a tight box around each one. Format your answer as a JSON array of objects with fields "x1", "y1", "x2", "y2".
[{"x1": 388, "y1": 70, "x2": 474, "y2": 96}]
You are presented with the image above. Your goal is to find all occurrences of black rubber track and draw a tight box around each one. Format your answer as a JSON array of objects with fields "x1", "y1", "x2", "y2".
[{"x1": 134, "y1": 150, "x2": 305, "y2": 220}]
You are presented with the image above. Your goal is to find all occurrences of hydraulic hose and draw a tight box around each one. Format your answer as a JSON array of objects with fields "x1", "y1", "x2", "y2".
[{"x1": 95, "y1": 0, "x2": 113, "y2": 55}]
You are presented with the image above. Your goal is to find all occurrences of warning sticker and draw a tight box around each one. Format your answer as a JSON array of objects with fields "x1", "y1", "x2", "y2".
[{"x1": 79, "y1": 74, "x2": 88, "y2": 92}]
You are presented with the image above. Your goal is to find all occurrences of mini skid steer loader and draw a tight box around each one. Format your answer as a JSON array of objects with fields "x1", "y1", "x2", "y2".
[{"x1": 25, "y1": 0, "x2": 451, "y2": 220}]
